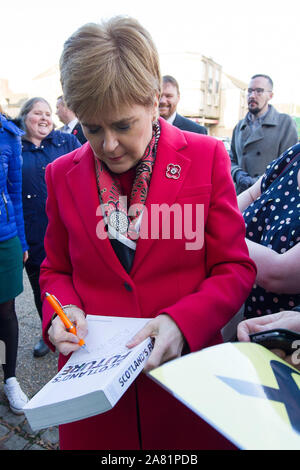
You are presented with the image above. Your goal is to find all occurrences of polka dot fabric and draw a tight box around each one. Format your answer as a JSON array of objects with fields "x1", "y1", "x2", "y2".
[{"x1": 243, "y1": 142, "x2": 300, "y2": 318}]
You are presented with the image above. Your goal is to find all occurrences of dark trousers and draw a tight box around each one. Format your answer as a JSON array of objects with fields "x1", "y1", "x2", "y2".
[
  {"x1": 24, "y1": 263, "x2": 43, "y2": 322},
  {"x1": 0, "y1": 299, "x2": 18, "y2": 381}
]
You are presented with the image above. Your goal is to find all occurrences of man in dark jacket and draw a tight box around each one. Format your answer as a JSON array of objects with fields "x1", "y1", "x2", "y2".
[
  {"x1": 230, "y1": 74, "x2": 298, "y2": 194},
  {"x1": 159, "y1": 75, "x2": 207, "y2": 135},
  {"x1": 56, "y1": 95, "x2": 87, "y2": 144}
]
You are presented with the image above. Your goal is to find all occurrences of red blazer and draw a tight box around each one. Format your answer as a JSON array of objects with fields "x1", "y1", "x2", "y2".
[{"x1": 40, "y1": 118, "x2": 256, "y2": 450}]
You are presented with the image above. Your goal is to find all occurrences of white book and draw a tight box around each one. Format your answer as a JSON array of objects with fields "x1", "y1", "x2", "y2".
[{"x1": 24, "y1": 315, "x2": 153, "y2": 431}]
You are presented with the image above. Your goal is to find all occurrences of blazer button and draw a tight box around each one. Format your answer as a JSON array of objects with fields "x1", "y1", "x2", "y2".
[{"x1": 124, "y1": 282, "x2": 133, "y2": 292}]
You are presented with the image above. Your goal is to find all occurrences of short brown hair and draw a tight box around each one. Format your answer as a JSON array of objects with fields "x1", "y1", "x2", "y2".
[
  {"x1": 251, "y1": 74, "x2": 273, "y2": 90},
  {"x1": 59, "y1": 16, "x2": 161, "y2": 119},
  {"x1": 163, "y1": 75, "x2": 180, "y2": 94}
]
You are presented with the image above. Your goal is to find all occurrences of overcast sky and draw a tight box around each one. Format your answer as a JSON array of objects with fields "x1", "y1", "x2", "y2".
[{"x1": 1, "y1": 0, "x2": 299, "y2": 103}]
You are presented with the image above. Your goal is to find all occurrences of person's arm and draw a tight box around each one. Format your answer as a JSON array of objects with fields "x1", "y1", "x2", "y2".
[
  {"x1": 229, "y1": 126, "x2": 242, "y2": 182},
  {"x1": 229, "y1": 126, "x2": 258, "y2": 193},
  {"x1": 278, "y1": 117, "x2": 298, "y2": 156},
  {"x1": 39, "y1": 163, "x2": 86, "y2": 352},
  {"x1": 246, "y1": 239, "x2": 300, "y2": 294},
  {"x1": 237, "y1": 176, "x2": 263, "y2": 212},
  {"x1": 6, "y1": 134, "x2": 29, "y2": 253}
]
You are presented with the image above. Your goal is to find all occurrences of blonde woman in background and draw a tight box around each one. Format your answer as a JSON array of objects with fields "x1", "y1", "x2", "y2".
[{"x1": 19, "y1": 97, "x2": 81, "y2": 357}]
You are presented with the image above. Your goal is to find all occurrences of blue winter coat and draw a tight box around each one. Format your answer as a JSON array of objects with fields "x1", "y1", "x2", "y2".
[
  {"x1": 22, "y1": 129, "x2": 81, "y2": 265},
  {"x1": 0, "y1": 114, "x2": 28, "y2": 251}
]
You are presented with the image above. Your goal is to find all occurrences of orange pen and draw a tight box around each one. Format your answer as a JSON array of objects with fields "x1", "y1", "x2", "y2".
[{"x1": 45, "y1": 292, "x2": 87, "y2": 349}]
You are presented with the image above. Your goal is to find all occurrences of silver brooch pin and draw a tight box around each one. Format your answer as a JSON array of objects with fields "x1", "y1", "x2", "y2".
[{"x1": 166, "y1": 163, "x2": 181, "y2": 180}]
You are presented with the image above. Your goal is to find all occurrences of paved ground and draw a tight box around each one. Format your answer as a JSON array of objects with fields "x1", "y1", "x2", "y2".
[{"x1": 0, "y1": 273, "x2": 60, "y2": 450}]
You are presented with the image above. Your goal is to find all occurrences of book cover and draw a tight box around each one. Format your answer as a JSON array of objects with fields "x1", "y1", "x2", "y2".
[
  {"x1": 149, "y1": 342, "x2": 300, "y2": 450},
  {"x1": 24, "y1": 315, "x2": 153, "y2": 431}
]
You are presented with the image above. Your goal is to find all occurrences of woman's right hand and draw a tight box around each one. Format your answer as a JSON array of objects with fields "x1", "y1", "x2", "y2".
[{"x1": 48, "y1": 305, "x2": 88, "y2": 356}]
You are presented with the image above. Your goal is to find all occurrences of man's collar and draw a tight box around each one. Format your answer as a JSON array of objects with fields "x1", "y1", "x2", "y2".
[
  {"x1": 247, "y1": 105, "x2": 270, "y2": 124},
  {"x1": 67, "y1": 118, "x2": 78, "y2": 132},
  {"x1": 243, "y1": 105, "x2": 280, "y2": 129},
  {"x1": 166, "y1": 111, "x2": 177, "y2": 125}
]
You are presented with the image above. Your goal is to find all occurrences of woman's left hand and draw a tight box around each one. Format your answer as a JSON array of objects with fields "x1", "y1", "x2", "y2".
[{"x1": 126, "y1": 314, "x2": 186, "y2": 372}]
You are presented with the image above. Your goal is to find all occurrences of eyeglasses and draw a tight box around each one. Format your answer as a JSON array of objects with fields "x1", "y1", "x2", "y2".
[{"x1": 247, "y1": 88, "x2": 272, "y2": 96}]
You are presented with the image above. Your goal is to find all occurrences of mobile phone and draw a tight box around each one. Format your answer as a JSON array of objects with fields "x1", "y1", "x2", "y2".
[{"x1": 249, "y1": 328, "x2": 300, "y2": 355}]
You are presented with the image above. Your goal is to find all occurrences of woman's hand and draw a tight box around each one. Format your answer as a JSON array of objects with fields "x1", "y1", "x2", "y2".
[
  {"x1": 23, "y1": 251, "x2": 28, "y2": 263},
  {"x1": 237, "y1": 311, "x2": 300, "y2": 342},
  {"x1": 48, "y1": 305, "x2": 88, "y2": 356},
  {"x1": 237, "y1": 311, "x2": 300, "y2": 370},
  {"x1": 126, "y1": 314, "x2": 186, "y2": 372}
]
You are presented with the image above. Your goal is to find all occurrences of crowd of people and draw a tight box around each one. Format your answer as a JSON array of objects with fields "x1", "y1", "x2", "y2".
[{"x1": 0, "y1": 15, "x2": 299, "y2": 450}]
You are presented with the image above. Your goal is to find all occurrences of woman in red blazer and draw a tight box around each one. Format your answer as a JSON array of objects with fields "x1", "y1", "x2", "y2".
[{"x1": 39, "y1": 17, "x2": 256, "y2": 450}]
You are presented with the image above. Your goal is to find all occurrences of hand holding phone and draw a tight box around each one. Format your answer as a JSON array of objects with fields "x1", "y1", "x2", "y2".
[{"x1": 249, "y1": 328, "x2": 300, "y2": 355}]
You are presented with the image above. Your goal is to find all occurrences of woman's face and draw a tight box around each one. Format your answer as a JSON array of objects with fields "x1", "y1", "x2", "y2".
[
  {"x1": 25, "y1": 101, "x2": 53, "y2": 144},
  {"x1": 81, "y1": 100, "x2": 158, "y2": 174}
]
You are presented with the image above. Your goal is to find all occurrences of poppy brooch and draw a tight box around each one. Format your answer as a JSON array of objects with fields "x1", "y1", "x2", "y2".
[{"x1": 166, "y1": 164, "x2": 181, "y2": 180}]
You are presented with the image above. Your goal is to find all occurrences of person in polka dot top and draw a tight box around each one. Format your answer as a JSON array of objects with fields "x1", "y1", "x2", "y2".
[{"x1": 238, "y1": 142, "x2": 300, "y2": 319}]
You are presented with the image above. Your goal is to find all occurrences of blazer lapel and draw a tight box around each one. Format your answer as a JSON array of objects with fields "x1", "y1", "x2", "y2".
[
  {"x1": 131, "y1": 120, "x2": 191, "y2": 276},
  {"x1": 244, "y1": 126, "x2": 264, "y2": 147},
  {"x1": 66, "y1": 146, "x2": 131, "y2": 280}
]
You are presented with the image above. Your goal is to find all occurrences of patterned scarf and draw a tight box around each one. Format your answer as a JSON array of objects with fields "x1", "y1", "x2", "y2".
[{"x1": 94, "y1": 122, "x2": 160, "y2": 268}]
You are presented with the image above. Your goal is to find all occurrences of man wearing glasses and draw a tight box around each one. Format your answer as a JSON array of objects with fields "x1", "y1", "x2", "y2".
[{"x1": 230, "y1": 74, "x2": 298, "y2": 194}]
